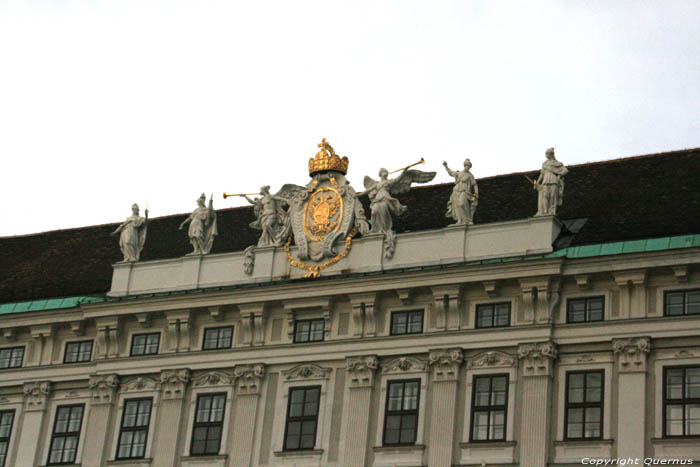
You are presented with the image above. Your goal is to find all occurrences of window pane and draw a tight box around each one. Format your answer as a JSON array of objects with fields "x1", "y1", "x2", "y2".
[
  {"x1": 568, "y1": 374, "x2": 585, "y2": 403},
  {"x1": 211, "y1": 396, "x2": 225, "y2": 422},
  {"x1": 586, "y1": 373, "x2": 602, "y2": 402},
  {"x1": 666, "y1": 404, "x2": 684, "y2": 436},
  {"x1": 196, "y1": 397, "x2": 211, "y2": 422},
  {"x1": 477, "y1": 307, "x2": 493, "y2": 327},
  {"x1": 403, "y1": 382, "x2": 419, "y2": 410},
  {"x1": 131, "y1": 430, "x2": 146, "y2": 457},
  {"x1": 218, "y1": 328, "x2": 232, "y2": 347},
  {"x1": 392, "y1": 313, "x2": 407, "y2": 334},
  {"x1": 490, "y1": 411, "x2": 505, "y2": 440},
  {"x1": 472, "y1": 411, "x2": 489, "y2": 440},
  {"x1": 686, "y1": 368, "x2": 700, "y2": 398},
  {"x1": 687, "y1": 404, "x2": 700, "y2": 435},
  {"x1": 666, "y1": 369, "x2": 684, "y2": 399},
  {"x1": 407, "y1": 312, "x2": 423, "y2": 333},
  {"x1": 399, "y1": 414, "x2": 416, "y2": 444},
  {"x1": 0, "y1": 350, "x2": 9, "y2": 368},
  {"x1": 495, "y1": 304, "x2": 510, "y2": 326}
]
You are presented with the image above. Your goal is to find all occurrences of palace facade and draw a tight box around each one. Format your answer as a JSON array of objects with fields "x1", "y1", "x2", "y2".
[{"x1": 1, "y1": 147, "x2": 700, "y2": 467}]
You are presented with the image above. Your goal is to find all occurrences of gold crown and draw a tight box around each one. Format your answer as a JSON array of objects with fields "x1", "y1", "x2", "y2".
[{"x1": 309, "y1": 138, "x2": 349, "y2": 175}]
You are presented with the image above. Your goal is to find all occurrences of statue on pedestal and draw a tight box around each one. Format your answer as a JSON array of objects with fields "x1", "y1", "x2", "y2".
[
  {"x1": 443, "y1": 158, "x2": 478, "y2": 225},
  {"x1": 244, "y1": 186, "x2": 293, "y2": 247},
  {"x1": 179, "y1": 194, "x2": 218, "y2": 255},
  {"x1": 111, "y1": 203, "x2": 148, "y2": 262},
  {"x1": 535, "y1": 148, "x2": 568, "y2": 216},
  {"x1": 361, "y1": 164, "x2": 436, "y2": 258}
]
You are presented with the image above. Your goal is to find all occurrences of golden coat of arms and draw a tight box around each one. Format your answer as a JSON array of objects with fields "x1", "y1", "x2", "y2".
[{"x1": 303, "y1": 182, "x2": 343, "y2": 242}]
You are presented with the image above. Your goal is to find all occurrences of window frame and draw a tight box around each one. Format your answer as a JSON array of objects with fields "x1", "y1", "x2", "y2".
[
  {"x1": 474, "y1": 302, "x2": 511, "y2": 329},
  {"x1": 129, "y1": 333, "x2": 161, "y2": 357},
  {"x1": 282, "y1": 385, "x2": 322, "y2": 451},
  {"x1": 566, "y1": 296, "x2": 605, "y2": 324},
  {"x1": 664, "y1": 289, "x2": 700, "y2": 317},
  {"x1": 47, "y1": 404, "x2": 85, "y2": 466},
  {"x1": 293, "y1": 319, "x2": 326, "y2": 344},
  {"x1": 0, "y1": 347, "x2": 24, "y2": 369},
  {"x1": 382, "y1": 379, "x2": 421, "y2": 446},
  {"x1": 189, "y1": 392, "x2": 227, "y2": 456},
  {"x1": 0, "y1": 409, "x2": 16, "y2": 467},
  {"x1": 115, "y1": 398, "x2": 153, "y2": 460},
  {"x1": 469, "y1": 373, "x2": 509, "y2": 442},
  {"x1": 62, "y1": 340, "x2": 93, "y2": 364},
  {"x1": 201, "y1": 326, "x2": 234, "y2": 351},
  {"x1": 563, "y1": 370, "x2": 604, "y2": 441},
  {"x1": 389, "y1": 310, "x2": 424, "y2": 336},
  {"x1": 662, "y1": 365, "x2": 700, "y2": 438}
]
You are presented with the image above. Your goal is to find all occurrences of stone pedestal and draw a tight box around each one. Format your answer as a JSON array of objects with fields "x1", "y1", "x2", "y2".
[
  {"x1": 427, "y1": 349, "x2": 463, "y2": 467},
  {"x1": 518, "y1": 342, "x2": 557, "y2": 466},
  {"x1": 342, "y1": 356, "x2": 379, "y2": 466},
  {"x1": 613, "y1": 337, "x2": 650, "y2": 459}
]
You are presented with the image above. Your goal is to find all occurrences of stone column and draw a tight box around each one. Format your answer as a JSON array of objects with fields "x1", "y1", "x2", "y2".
[
  {"x1": 518, "y1": 342, "x2": 557, "y2": 466},
  {"x1": 427, "y1": 348, "x2": 463, "y2": 467},
  {"x1": 82, "y1": 374, "x2": 119, "y2": 466},
  {"x1": 15, "y1": 381, "x2": 51, "y2": 467},
  {"x1": 230, "y1": 364, "x2": 266, "y2": 467},
  {"x1": 342, "y1": 355, "x2": 379, "y2": 467},
  {"x1": 153, "y1": 369, "x2": 191, "y2": 467},
  {"x1": 613, "y1": 337, "x2": 650, "y2": 459}
]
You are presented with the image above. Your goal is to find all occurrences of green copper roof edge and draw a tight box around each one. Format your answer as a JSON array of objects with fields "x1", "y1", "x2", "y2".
[{"x1": 3, "y1": 233, "x2": 699, "y2": 315}]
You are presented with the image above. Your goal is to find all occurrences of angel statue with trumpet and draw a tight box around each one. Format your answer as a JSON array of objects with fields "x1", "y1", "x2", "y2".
[
  {"x1": 111, "y1": 203, "x2": 148, "y2": 262},
  {"x1": 443, "y1": 158, "x2": 478, "y2": 225},
  {"x1": 360, "y1": 159, "x2": 436, "y2": 258},
  {"x1": 179, "y1": 193, "x2": 218, "y2": 255},
  {"x1": 240, "y1": 186, "x2": 295, "y2": 247}
]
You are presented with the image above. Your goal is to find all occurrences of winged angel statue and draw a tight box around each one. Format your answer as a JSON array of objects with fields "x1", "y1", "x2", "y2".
[{"x1": 361, "y1": 167, "x2": 436, "y2": 258}]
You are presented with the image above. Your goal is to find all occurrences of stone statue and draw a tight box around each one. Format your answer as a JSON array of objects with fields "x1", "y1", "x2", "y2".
[
  {"x1": 244, "y1": 186, "x2": 296, "y2": 247},
  {"x1": 443, "y1": 158, "x2": 478, "y2": 225},
  {"x1": 361, "y1": 167, "x2": 436, "y2": 257},
  {"x1": 111, "y1": 203, "x2": 148, "y2": 262},
  {"x1": 179, "y1": 194, "x2": 218, "y2": 255},
  {"x1": 536, "y1": 148, "x2": 568, "y2": 216}
]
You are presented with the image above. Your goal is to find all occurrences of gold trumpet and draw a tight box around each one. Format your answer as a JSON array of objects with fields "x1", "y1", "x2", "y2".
[
  {"x1": 388, "y1": 157, "x2": 425, "y2": 175},
  {"x1": 523, "y1": 174, "x2": 538, "y2": 190},
  {"x1": 223, "y1": 192, "x2": 258, "y2": 199}
]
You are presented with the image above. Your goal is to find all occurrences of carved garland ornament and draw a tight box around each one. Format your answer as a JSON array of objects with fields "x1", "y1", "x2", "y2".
[
  {"x1": 282, "y1": 364, "x2": 332, "y2": 381},
  {"x1": 285, "y1": 226, "x2": 358, "y2": 278},
  {"x1": 382, "y1": 356, "x2": 428, "y2": 374},
  {"x1": 467, "y1": 350, "x2": 518, "y2": 368}
]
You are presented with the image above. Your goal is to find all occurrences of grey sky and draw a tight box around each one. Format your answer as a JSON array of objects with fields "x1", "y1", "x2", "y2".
[{"x1": 1, "y1": 0, "x2": 698, "y2": 236}]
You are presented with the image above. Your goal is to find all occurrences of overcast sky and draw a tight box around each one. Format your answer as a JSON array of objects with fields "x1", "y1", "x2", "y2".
[{"x1": 1, "y1": 0, "x2": 698, "y2": 236}]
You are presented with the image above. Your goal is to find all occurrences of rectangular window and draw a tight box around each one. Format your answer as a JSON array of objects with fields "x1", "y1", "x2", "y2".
[
  {"x1": 390, "y1": 310, "x2": 424, "y2": 336},
  {"x1": 475, "y1": 303, "x2": 511, "y2": 328},
  {"x1": 116, "y1": 399, "x2": 152, "y2": 459},
  {"x1": 383, "y1": 380, "x2": 420, "y2": 446},
  {"x1": 565, "y1": 370, "x2": 603, "y2": 440},
  {"x1": 470, "y1": 374, "x2": 508, "y2": 441},
  {"x1": 0, "y1": 410, "x2": 15, "y2": 467},
  {"x1": 567, "y1": 297, "x2": 604, "y2": 323},
  {"x1": 63, "y1": 341, "x2": 93, "y2": 364},
  {"x1": 293, "y1": 319, "x2": 325, "y2": 343},
  {"x1": 0, "y1": 347, "x2": 24, "y2": 369},
  {"x1": 202, "y1": 327, "x2": 233, "y2": 350},
  {"x1": 190, "y1": 393, "x2": 226, "y2": 456},
  {"x1": 284, "y1": 386, "x2": 321, "y2": 450},
  {"x1": 130, "y1": 333, "x2": 160, "y2": 356},
  {"x1": 47, "y1": 404, "x2": 84, "y2": 465},
  {"x1": 664, "y1": 366, "x2": 700, "y2": 437},
  {"x1": 665, "y1": 290, "x2": 700, "y2": 316}
]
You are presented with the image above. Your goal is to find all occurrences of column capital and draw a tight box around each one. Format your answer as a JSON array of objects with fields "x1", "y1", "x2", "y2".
[
  {"x1": 518, "y1": 341, "x2": 558, "y2": 377},
  {"x1": 89, "y1": 374, "x2": 120, "y2": 405},
  {"x1": 234, "y1": 363, "x2": 265, "y2": 395},
  {"x1": 160, "y1": 368, "x2": 191, "y2": 399},
  {"x1": 612, "y1": 337, "x2": 651, "y2": 373},
  {"x1": 428, "y1": 348, "x2": 463, "y2": 382},
  {"x1": 346, "y1": 355, "x2": 379, "y2": 388},
  {"x1": 23, "y1": 381, "x2": 52, "y2": 411}
]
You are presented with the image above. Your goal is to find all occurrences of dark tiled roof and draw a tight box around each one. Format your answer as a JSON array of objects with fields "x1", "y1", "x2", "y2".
[{"x1": 2, "y1": 148, "x2": 699, "y2": 303}]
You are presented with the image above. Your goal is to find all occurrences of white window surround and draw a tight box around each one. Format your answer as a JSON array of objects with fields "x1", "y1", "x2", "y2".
[
  {"x1": 384, "y1": 304, "x2": 431, "y2": 336},
  {"x1": 181, "y1": 386, "x2": 234, "y2": 458},
  {"x1": 552, "y1": 356, "x2": 613, "y2": 464},
  {"x1": 0, "y1": 401, "x2": 22, "y2": 467},
  {"x1": 123, "y1": 330, "x2": 162, "y2": 357},
  {"x1": 652, "y1": 349, "x2": 700, "y2": 439},
  {"x1": 41, "y1": 393, "x2": 91, "y2": 466},
  {"x1": 469, "y1": 298, "x2": 516, "y2": 329},
  {"x1": 58, "y1": 338, "x2": 94, "y2": 364},
  {"x1": 272, "y1": 364, "x2": 335, "y2": 465},
  {"x1": 0, "y1": 345, "x2": 25, "y2": 368},
  {"x1": 557, "y1": 291, "x2": 612, "y2": 324},
  {"x1": 194, "y1": 323, "x2": 237, "y2": 351},
  {"x1": 655, "y1": 285, "x2": 700, "y2": 318},
  {"x1": 109, "y1": 389, "x2": 161, "y2": 462}
]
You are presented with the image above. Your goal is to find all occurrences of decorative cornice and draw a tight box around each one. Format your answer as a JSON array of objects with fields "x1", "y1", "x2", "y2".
[
  {"x1": 282, "y1": 364, "x2": 332, "y2": 381},
  {"x1": 467, "y1": 350, "x2": 518, "y2": 369},
  {"x1": 160, "y1": 368, "x2": 191, "y2": 399},
  {"x1": 89, "y1": 374, "x2": 119, "y2": 404},
  {"x1": 428, "y1": 348, "x2": 463, "y2": 381},
  {"x1": 233, "y1": 364, "x2": 266, "y2": 395},
  {"x1": 192, "y1": 371, "x2": 235, "y2": 388},
  {"x1": 518, "y1": 342, "x2": 558, "y2": 377},
  {"x1": 382, "y1": 356, "x2": 428, "y2": 374},
  {"x1": 612, "y1": 337, "x2": 651, "y2": 373},
  {"x1": 120, "y1": 376, "x2": 159, "y2": 393},
  {"x1": 23, "y1": 381, "x2": 51, "y2": 411},
  {"x1": 346, "y1": 355, "x2": 379, "y2": 388}
]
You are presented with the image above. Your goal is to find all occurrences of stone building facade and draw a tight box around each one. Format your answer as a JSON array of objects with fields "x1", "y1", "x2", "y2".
[{"x1": 1, "y1": 148, "x2": 700, "y2": 466}]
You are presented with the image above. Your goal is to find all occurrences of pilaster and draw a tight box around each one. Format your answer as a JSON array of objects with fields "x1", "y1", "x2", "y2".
[
  {"x1": 230, "y1": 364, "x2": 266, "y2": 466},
  {"x1": 427, "y1": 349, "x2": 462, "y2": 467},
  {"x1": 165, "y1": 310, "x2": 191, "y2": 352},
  {"x1": 613, "y1": 337, "x2": 651, "y2": 460},
  {"x1": 16, "y1": 381, "x2": 52, "y2": 466},
  {"x1": 348, "y1": 293, "x2": 378, "y2": 338},
  {"x1": 518, "y1": 341, "x2": 557, "y2": 466},
  {"x1": 29, "y1": 325, "x2": 53, "y2": 366},
  {"x1": 613, "y1": 270, "x2": 647, "y2": 319},
  {"x1": 342, "y1": 355, "x2": 379, "y2": 466},
  {"x1": 95, "y1": 317, "x2": 120, "y2": 359},
  {"x1": 153, "y1": 368, "x2": 191, "y2": 467},
  {"x1": 83, "y1": 374, "x2": 119, "y2": 466},
  {"x1": 431, "y1": 285, "x2": 462, "y2": 330},
  {"x1": 239, "y1": 303, "x2": 266, "y2": 346}
]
